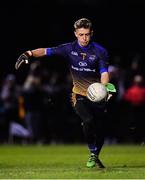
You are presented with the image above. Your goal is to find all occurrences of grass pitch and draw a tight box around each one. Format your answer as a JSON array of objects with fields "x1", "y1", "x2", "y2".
[{"x1": 0, "y1": 144, "x2": 145, "y2": 179}]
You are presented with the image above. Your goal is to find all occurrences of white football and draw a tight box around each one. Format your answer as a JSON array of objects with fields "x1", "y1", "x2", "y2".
[{"x1": 86, "y1": 82, "x2": 108, "y2": 102}]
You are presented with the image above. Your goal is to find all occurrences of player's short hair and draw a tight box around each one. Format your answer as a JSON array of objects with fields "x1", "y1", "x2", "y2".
[{"x1": 74, "y1": 18, "x2": 92, "y2": 30}]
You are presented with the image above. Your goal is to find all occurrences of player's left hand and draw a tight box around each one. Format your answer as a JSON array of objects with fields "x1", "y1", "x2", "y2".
[
  {"x1": 105, "y1": 83, "x2": 116, "y2": 101},
  {"x1": 105, "y1": 83, "x2": 116, "y2": 93}
]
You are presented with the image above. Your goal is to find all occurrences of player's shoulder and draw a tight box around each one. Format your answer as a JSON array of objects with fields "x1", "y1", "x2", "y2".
[
  {"x1": 57, "y1": 42, "x2": 74, "y2": 51},
  {"x1": 58, "y1": 42, "x2": 73, "y2": 47},
  {"x1": 92, "y1": 42, "x2": 108, "y2": 53}
]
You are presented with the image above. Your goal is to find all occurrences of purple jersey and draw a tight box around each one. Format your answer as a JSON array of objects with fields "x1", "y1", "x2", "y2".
[{"x1": 46, "y1": 41, "x2": 109, "y2": 96}]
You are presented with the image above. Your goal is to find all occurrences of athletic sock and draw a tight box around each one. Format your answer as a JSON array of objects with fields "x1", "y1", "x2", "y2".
[{"x1": 88, "y1": 144, "x2": 98, "y2": 155}]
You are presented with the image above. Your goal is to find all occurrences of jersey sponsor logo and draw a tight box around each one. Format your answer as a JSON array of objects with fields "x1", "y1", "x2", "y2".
[
  {"x1": 71, "y1": 65, "x2": 96, "y2": 72},
  {"x1": 78, "y1": 61, "x2": 87, "y2": 67},
  {"x1": 71, "y1": 51, "x2": 78, "y2": 56}
]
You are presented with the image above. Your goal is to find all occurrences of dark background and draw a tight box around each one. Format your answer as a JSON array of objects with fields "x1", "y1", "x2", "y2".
[
  {"x1": 0, "y1": 0, "x2": 145, "y2": 144},
  {"x1": 0, "y1": 0, "x2": 145, "y2": 80}
]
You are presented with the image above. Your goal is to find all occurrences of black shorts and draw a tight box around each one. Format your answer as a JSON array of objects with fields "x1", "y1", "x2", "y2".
[{"x1": 72, "y1": 93, "x2": 107, "y2": 124}]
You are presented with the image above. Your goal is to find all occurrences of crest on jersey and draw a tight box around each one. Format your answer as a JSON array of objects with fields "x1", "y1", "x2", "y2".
[{"x1": 80, "y1": 53, "x2": 87, "y2": 60}]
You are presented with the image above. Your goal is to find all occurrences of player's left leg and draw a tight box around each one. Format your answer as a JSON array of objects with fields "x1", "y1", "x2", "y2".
[
  {"x1": 88, "y1": 102, "x2": 107, "y2": 168},
  {"x1": 73, "y1": 94, "x2": 105, "y2": 168}
]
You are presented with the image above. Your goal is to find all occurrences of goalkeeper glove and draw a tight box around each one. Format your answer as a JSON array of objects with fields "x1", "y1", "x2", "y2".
[
  {"x1": 15, "y1": 51, "x2": 32, "y2": 70},
  {"x1": 105, "y1": 83, "x2": 117, "y2": 101},
  {"x1": 105, "y1": 83, "x2": 116, "y2": 93}
]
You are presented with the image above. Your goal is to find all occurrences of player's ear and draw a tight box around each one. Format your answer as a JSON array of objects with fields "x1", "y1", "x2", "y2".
[{"x1": 74, "y1": 31, "x2": 78, "y2": 38}]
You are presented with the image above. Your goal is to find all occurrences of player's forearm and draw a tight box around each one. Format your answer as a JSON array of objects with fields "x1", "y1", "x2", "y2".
[
  {"x1": 27, "y1": 48, "x2": 47, "y2": 57},
  {"x1": 100, "y1": 72, "x2": 109, "y2": 85}
]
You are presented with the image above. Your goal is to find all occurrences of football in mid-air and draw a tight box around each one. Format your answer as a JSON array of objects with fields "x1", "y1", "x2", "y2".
[{"x1": 86, "y1": 82, "x2": 108, "y2": 102}]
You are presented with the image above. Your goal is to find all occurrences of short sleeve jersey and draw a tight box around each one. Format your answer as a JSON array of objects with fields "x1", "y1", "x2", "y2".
[{"x1": 46, "y1": 41, "x2": 109, "y2": 96}]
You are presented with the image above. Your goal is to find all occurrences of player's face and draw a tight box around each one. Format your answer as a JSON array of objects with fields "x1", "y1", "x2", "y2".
[{"x1": 74, "y1": 28, "x2": 93, "y2": 47}]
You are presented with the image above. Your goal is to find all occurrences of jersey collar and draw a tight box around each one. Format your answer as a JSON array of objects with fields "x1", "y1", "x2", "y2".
[{"x1": 77, "y1": 41, "x2": 92, "y2": 51}]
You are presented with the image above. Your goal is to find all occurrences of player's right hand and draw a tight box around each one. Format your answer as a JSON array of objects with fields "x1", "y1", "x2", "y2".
[{"x1": 15, "y1": 51, "x2": 30, "y2": 70}]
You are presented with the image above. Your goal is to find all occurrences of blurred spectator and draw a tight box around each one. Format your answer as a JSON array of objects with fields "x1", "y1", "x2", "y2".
[
  {"x1": 124, "y1": 75, "x2": 145, "y2": 106},
  {"x1": 105, "y1": 59, "x2": 126, "y2": 143},
  {"x1": 124, "y1": 54, "x2": 145, "y2": 89},
  {"x1": 0, "y1": 74, "x2": 21, "y2": 142},
  {"x1": 22, "y1": 61, "x2": 51, "y2": 144},
  {"x1": 123, "y1": 74, "x2": 145, "y2": 142}
]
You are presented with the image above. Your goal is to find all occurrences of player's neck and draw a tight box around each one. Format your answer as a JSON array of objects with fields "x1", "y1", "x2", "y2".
[{"x1": 77, "y1": 41, "x2": 91, "y2": 50}]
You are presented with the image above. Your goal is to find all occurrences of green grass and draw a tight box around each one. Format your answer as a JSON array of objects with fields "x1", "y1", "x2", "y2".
[{"x1": 0, "y1": 144, "x2": 145, "y2": 179}]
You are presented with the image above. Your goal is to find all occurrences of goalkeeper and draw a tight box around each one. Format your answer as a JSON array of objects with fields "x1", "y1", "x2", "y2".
[{"x1": 15, "y1": 18, "x2": 116, "y2": 169}]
